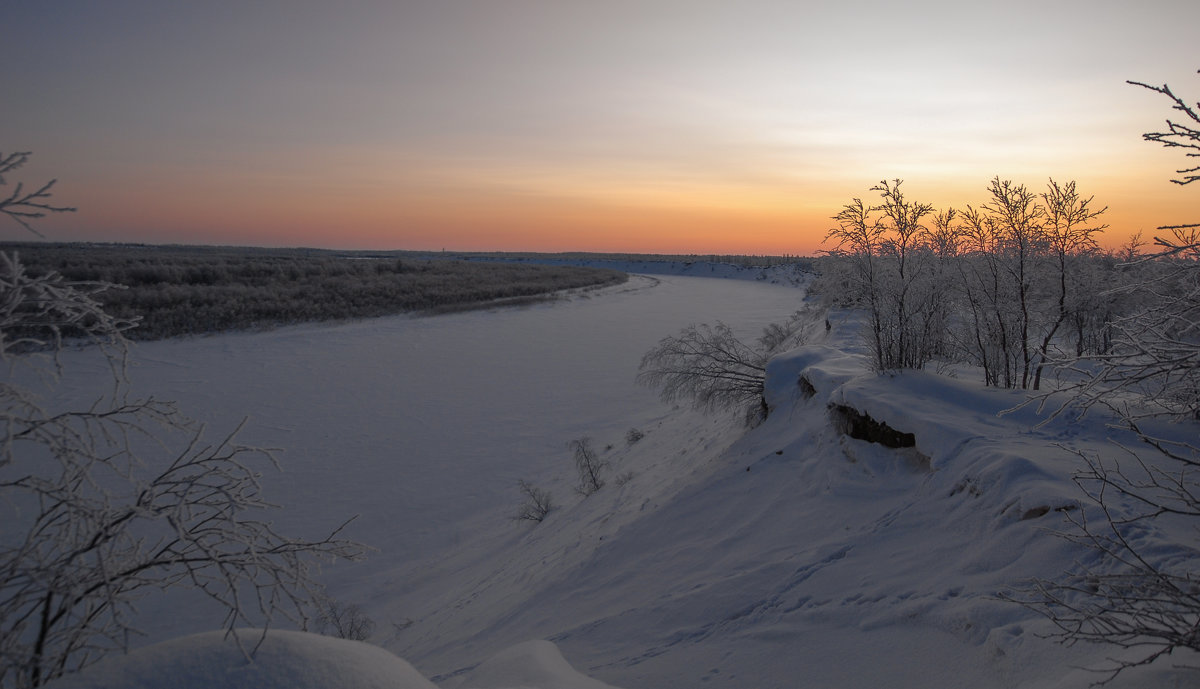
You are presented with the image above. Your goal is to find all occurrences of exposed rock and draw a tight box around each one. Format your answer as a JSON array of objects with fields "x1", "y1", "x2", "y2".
[
  {"x1": 830, "y1": 404, "x2": 917, "y2": 449},
  {"x1": 798, "y1": 375, "x2": 817, "y2": 399}
]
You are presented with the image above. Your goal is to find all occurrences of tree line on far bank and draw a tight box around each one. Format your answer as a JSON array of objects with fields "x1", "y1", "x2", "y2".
[{"x1": 3, "y1": 242, "x2": 627, "y2": 340}]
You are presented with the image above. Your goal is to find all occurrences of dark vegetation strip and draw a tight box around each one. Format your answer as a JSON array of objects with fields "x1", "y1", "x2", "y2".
[
  {"x1": 434, "y1": 250, "x2": 805, "y2": 267},
  {"x1": 4, "y1": 243, "x2": 627, "y2": 340}
]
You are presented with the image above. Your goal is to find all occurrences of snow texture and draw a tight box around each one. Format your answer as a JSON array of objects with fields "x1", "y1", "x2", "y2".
[{"x1": 42, "y1": 630, "x2": 437, "y2": 689}]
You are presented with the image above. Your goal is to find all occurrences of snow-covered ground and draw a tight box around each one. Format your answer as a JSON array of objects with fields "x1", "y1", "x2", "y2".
[{"x1": 25, "y1": 268, "x2": 1200, "y2": 688}]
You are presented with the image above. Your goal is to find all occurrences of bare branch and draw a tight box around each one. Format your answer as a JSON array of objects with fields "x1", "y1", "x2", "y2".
[
  {"x1": 637, "y1": 323, "x2": 767, "y2": 416},
  {"x1": 1127, "y1": 73, "x2": 1200, "y2": 186},
  {"x1": 0, "y1": 252, "x2": 365, "y2": 687},
  {"x1": 570, "y1": 437, "x2": 608, "y2": 496},
  {"x1": 0, "y1": 152, "x2": 76, "y2": 237},
  {"x1": 513, "y1": 480, "x2": 555, "y2": 523}
]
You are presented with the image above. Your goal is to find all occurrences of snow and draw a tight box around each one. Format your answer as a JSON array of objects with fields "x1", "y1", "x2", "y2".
[
  {"x1": 44, "y1": 630, "x2": 438, "y2": 689},
  {"x1": 18, "y1": 266, "x2": 1200, "y2": 688},
  {"x1": 451, "y1": 640, "x2": 622, "y2": 689},
  {"x1": 43, "y1": 632, "x2": 621, "y2": 689}
]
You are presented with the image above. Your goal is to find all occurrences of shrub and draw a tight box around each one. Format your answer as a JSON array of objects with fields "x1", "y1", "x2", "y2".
[
  {"x1": 571, "y1": 438, "x2": 608, "y2": 496},
  {"x1": 513, "y1": 480, "x2": 556, "y2": 523}
]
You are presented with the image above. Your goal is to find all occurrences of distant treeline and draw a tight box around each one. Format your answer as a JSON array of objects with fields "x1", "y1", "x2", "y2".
[
  {"x1": 435, "y1": 250, "x2": 808, "y2": 267},
  {"x1": 3, "y1": 243, "x2": 627, "y2": 340}
]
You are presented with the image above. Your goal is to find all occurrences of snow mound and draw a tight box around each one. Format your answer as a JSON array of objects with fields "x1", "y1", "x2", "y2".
[
  {"x1": 43, "y1": 631, "x2": 623, "y2": 689},
  {"x1": 44, "y1": 629, "x2": 438, "y2": 689},
  {"x1": 452, "y1": 640, "x2": 623, "y2": 689}
]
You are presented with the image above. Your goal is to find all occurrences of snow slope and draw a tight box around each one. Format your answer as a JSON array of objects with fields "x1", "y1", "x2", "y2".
[{"x1": 20, "y1": 269, "x2": 1200, "y2": 688}]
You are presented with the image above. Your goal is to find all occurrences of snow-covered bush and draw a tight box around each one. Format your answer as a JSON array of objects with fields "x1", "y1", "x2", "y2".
[{"x1": 313, "y1": 595, "x2": 376, "y2": 642}]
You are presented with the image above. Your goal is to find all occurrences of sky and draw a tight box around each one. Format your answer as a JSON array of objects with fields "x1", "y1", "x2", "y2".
[{"x1": 3, "y1": 0, "x2": 1198, "y2": 255}]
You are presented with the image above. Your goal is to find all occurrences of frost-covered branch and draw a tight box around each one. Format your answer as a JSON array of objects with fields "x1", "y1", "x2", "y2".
[
  {"x1": 0, "y1": 252, "x2": 365, "y2": 688},
  {"x1": 0, "y1": 152, "x2": 76, "y2": 237},
  {"x1": 1008, "y1": 71, "x2": 1200, "y2": 683},
  {"x1": 1128, "y1": 72, "x2": 1200, "y2": 186},
  {"x1": 637, "y1": 323, "x2": 767, "y2": 414},
  {"x1": 1006, "y1": 442, "x2": 1200, "y2": 684}
]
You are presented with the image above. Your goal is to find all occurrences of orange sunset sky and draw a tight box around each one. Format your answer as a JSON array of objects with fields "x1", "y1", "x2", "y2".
[{"x1": 4, "y1": 1, "x2": 1197, "y2": 255}]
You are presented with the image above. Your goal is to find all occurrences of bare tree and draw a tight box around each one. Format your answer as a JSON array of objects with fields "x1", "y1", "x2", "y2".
[
  {"x1": 954, "y1": 204, "x2": 1013, "y2": 387},
  {"x1": 1032, "y1": 179, "x2": 1108, "y2": 389},
  {"x1": 637, "y1": 323, "x2": 768, "y2": 416},
  {"x1": 1128, "y1": 70, "x2": 1200, "y2": 186},
  {"x1": 983, "y1": 177, "x2": 1048, "y2": 389},
  {"x1": 638, "y1": 309, "x2": 826, "y2": 426},
  {"x1": 0, "y1": 156, "x2": 364, "y2": 688},
  {"x1": 570, "y1": 437, "x2": 608, "y2": 497},
  {"x1": 825, "y1": 181, "x2": 955, "y2": 371},
  {"x1": 313, "y1": 594, "x2": 376, "y2": 641},
  {"x1": 873, "y1": 179, "x2": 937, "y2": 370},
  {"x1": 825, "y1": 197, "x2": 888, "y2": 369},
  {"x1": 513, "y1": 480, "x2": 555, "y2": 523},
  {"x1": 816, "y1": 176, "x2": 1117, "y2": 388}
]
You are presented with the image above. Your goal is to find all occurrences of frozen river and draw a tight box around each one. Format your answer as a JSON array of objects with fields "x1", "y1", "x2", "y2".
[{"x1": 50, "y1": 273, "x2": 807, "y2": 574}]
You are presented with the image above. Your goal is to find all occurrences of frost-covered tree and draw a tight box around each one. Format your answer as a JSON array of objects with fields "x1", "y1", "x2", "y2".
[
  {"x1": 0, "y1": 155, "x2": 363, "y2": 688},
  {"x1": 1013, "y1": 71, "x2": 1200, "y2": 684},
  {"x1": 824, "y1": 196, "x2": 887, "y2": 366},
  {"x1": 872, "y1": 179, "x2": 938, "y2": 370},
  {"x1": 824, "y1": 181, "x2": 942, "y2": 371},
  {"x1": 821, "y1": 175, "x2": 1110, "y2": 388},
  {"x1": 638, "y1": 323, "x2": 768, "y2": 415},
  {"x1": 980, "y1": 177, "x2": 1047, "y2": 389},
  {"x1": 638, "y1": 310, "x2": 824, "y2": 426},
  {"x1": 1032, "y1": 179, "x2": 1108, "y2": 389}
]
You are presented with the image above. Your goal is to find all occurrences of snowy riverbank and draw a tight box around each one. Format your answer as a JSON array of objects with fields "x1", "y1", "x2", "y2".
[{"x1": 29, "y1": 270, "x2": 1200, "y2": 688}]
